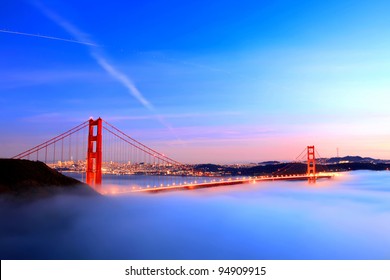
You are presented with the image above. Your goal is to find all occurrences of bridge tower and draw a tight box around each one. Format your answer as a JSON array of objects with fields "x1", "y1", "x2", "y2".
[
  {"x1": 307, "y1": 145, "x2": 316, "y2": 183},
  {"x1": 86, "y1": 118, "x2": 102, "y2": 188}
]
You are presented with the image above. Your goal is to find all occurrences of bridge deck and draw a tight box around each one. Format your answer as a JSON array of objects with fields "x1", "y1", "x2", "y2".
[{"x1": 122, "y1": 174, "x2": 335, "y2": 194}]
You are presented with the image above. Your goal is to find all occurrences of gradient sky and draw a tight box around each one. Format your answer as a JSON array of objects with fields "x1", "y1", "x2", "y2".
[{"x1": 1, "y1": 0, "x2": 390, "y2": 163}]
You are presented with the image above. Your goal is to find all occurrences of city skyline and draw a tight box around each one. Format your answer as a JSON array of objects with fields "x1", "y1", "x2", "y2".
[{"x1": 1, "y1": 0, "x2": 390, "y2": 163}]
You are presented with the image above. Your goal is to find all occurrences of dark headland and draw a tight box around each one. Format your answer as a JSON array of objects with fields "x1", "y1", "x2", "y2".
[
  {"x1": 0, "y1": 159, "x2": 97, "y2": 199},
  {"x1": 195, "y1": 156, "x2": 390, "y2": 176}
]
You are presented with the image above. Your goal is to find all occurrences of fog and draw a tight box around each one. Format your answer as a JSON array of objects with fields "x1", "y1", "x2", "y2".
[{"x1": 1, "y1": 171, "x2": 389, "y2": 259}]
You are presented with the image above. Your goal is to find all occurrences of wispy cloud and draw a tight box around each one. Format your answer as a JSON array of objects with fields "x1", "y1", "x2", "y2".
[
  {"x1": 127, "y1": 124, "x2": 278, "y2": 143},
  {"x1": 31, "y1": 1, "x2": 173, "y2": 132},
  {"x1": 31, "y1": 1, "x2": 93, "y2": 45},
  {"x1": 92, "y1": 55, "x2": 153, "y2": 111},
  {"x1": 105, "y1": 111, "x2": 241, "y2": 121}
]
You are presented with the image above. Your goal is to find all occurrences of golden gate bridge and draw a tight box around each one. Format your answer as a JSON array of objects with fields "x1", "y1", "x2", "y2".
[{"x1": 12, "y1": 118, "x2": 334, "y2": 194}]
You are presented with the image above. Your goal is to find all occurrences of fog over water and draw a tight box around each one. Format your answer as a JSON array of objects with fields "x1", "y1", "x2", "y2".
[{"x1": 1, "y1": 171, "x2": 389, "y2": 259}]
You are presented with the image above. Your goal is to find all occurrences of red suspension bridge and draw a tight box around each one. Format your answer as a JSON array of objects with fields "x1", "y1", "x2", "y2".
[{"x1": 12, "y1": 118, "x2": 334, "y2": 194}]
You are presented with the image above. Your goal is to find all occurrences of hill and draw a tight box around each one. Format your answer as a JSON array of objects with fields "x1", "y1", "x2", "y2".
[
  {"x1": 324, "y1": 156, "x2": 387, "y2": 164},
  {"x1": 193, "y1": 160, "x2": 390, "y2": 176},
  {"x1": 0, "y1": 159, "x2": 97, "y2": 198}
]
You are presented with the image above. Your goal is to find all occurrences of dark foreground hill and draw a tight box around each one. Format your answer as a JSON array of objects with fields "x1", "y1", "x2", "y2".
[{"x1": 0, "y1": 159, "x2": 97, "y2": 198}]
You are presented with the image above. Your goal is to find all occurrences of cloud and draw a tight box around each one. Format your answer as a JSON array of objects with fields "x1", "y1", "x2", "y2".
[
  {"x1": 92, "y1": 54, "x2": 153, "y2": 111},
  {"x1": 105, "y1": 111, "x2": 241, "y2": 121},
  {"x1": 0, "y1": 171, "x2": 389, "y2": 259},
  {"x1": 31, "y1": 1, "x2": 93, "y2": 45},
  {"x1": 31, "y1": 1, "x2": 173, "y2": 131}
]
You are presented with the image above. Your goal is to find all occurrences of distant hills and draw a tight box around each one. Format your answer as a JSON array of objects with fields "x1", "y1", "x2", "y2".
[
  {"x1": 322, "y1": 156, "x2": 389, "y2": 164},
  {"x1": 258, "y1": 156, "x2": 389, "y2": 165},
  {"x1": 194, "y1": 156, "x2": 390, "y2": 176}
]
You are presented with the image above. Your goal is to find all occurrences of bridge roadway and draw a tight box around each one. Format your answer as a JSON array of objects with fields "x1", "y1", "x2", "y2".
[{"x1": 104, "y1": 173, "x2": 335, "y2": 195}]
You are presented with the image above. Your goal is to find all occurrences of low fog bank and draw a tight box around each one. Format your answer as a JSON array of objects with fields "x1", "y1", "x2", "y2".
[{"x1": 1, "y1": 171, "x2": 389, "y2": 259}]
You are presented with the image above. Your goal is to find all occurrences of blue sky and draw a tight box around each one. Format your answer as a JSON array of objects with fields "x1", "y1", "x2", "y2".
[{"x1": 1, "y1": 0, "x2": 390, "y2": 163}]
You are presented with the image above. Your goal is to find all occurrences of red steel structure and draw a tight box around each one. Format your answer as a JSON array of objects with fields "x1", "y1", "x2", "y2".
[
  {"x1": 12, "y1": 117, "x2": 184, "y2": 190},
  {"x1": 86, "y1": 118, "x2": 102, "y2": 187},
  {"x1": 12, "y1": 117, "x2": 328, "y2": 190},
  {"x1": 307, "y1": 145, "x2": 316, "y2": 182}
]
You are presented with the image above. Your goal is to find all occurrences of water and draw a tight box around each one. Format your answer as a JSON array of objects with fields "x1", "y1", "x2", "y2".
[
  {"x1": 64, "y1": 172, "x2": 226, "y2": 191},
  {"x1": 0, "y1": 170, "x2": 389, "y2": 259}
]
